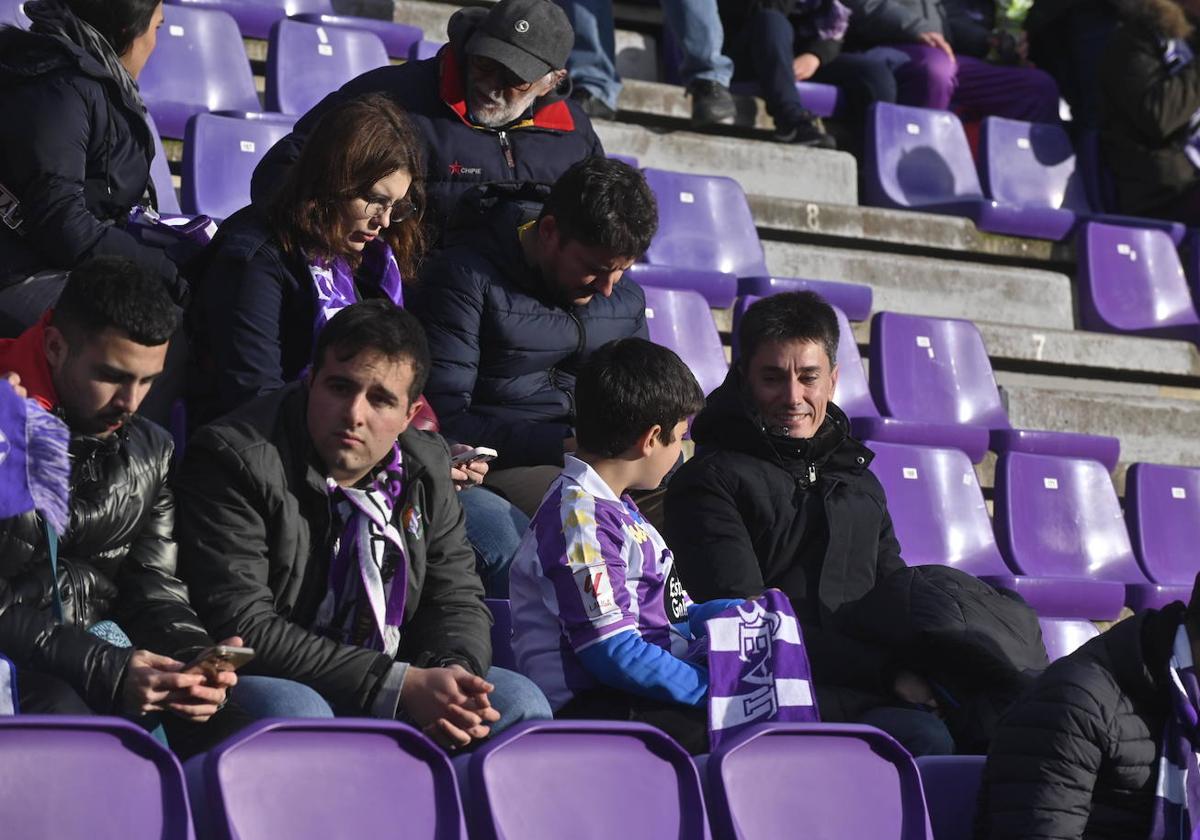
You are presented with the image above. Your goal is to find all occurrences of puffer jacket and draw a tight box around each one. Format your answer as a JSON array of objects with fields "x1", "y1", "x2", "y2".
[
  {"x1": 409, "y1": 183, "x2": 648, "y2": 470},
  {"x1": 977, "y1": 603, "x2": 1185, "y2": 839},
  {"x1": 0, "y1": 14, "x2": 181, "y2": 296},
  {"x1": 0, "y1": 320, "x2": 214, "y2": 712}
]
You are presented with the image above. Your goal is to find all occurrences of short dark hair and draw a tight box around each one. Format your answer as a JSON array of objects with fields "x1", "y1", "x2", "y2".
[
  {"x1": 66, "y1": 0, "x2": 160, "y2": 57},
  {"x1": 575, "y1": 338, "x2": 704, "y2": 457},
  {"x1": 737, "y1": 291, "x2": 839, "y2": 370},
  {"x1": 51, "y1": 256, "x2": 179, "y2": 346},
  {"x1": 537, "y1": 157, "x2": 657, "y2": 257},
  {"x1": 312, "y1": 300, "x2": 430, "y2": 404}
]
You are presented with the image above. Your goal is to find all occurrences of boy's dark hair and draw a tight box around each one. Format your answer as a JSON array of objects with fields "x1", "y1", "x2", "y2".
[
  {"x1": 66, "y1": 0, "x2": 161, "y2": 57},
  {"x1": 575, "y1": 338, "x2": 704, "y2": 457},
  {"x1": 312, "y1": 300, "x2": 430, "y2": 404},
  {"x1": 537, "y1": 157, "x2": 658, "y2": 258},
  {"x1": 51, "y1": 256, "x2": 180, "y2": 347},
  {"x1": 737, "y1": 291, "x2": 839, "y2": 370}
]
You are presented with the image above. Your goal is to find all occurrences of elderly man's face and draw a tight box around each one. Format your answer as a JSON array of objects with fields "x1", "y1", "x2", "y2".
[{"x1": 466, "y1": 54, "x2": 563, "y2": 127}]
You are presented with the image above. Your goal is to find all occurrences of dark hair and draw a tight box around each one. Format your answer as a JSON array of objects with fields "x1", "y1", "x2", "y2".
[
  {"x1": 537, "y1": 157, "x2": 657, "y2": 257},
  {"x1": 51, "y1": 256, "x2": 179, "y2": 346},
  {"x1": 269, "y1": 93, "x2": 427, "y2": 280},
  {"x1": 312, "y1": 300, "x2": 430, "y2": 404},
  {"x1": 66, "y1": 0, "x2": 160, "y2": 57},
  {"x1": 574, "y1": 338, "x2": 704, "y2": 457},
  {"x1": 737, "y1": 291, "x2": 839, "y2": 370}
]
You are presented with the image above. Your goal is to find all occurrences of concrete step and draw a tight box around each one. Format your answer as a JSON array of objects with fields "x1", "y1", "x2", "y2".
[
  {"x1": 617, "y1": 78, "x2": 772, "y2": 131},
  {"x1": 762, "y1": 240, "x2": 1075, "y2": 330}
]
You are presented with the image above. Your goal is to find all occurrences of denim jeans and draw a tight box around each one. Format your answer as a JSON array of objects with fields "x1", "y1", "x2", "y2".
[
  {"x1": 484, "y1": 666, "x2": 552, "y2": 737},
  {"x1": 460, "y1": 486, "x2": 529, "y2": 598},
  {"x1": 231, "y1": 675, "x2": 336, "y2": 718}
]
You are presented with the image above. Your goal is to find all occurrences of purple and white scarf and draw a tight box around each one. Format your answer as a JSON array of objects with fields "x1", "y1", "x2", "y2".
[
  {"x1": 308, "y1": 238, "x2": 404, "y2": 341},
  {"x1": 314, "y1": 444, "x2": 409, "y2": 657},
  {"x1": 0, "y1": 379, "x2": 69, "y2": 532},
  {"x1": 1150, "y1": 623, "x2": 1200, "y2": 840},
  {"x1": 704, "y1": 590, "x2": 820, "y2": 749}
]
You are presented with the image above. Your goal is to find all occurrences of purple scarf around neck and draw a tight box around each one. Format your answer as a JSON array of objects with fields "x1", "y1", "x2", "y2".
[
  {"x1": 1150, "y1": 623, "x2": 1200, "y2": 840},
  {"x1": 308, "y1": 237, "x2": 404, "y2": 340}
]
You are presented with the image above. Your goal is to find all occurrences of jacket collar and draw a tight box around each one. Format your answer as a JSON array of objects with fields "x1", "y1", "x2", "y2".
[
  {"x1": 437, "y1": 46, "x2": 577, "y2": 133},
  {"x1": 0, "y1": 310, "x2": 60, "y2": 412},
  {"x1": 1103, "y1": 602, "x2": 1188, "y2": 709}
]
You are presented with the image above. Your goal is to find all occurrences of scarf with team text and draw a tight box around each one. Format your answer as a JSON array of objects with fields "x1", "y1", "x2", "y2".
[{"x1": 308, "y1": 238, "x2": 404, "y2": 341}]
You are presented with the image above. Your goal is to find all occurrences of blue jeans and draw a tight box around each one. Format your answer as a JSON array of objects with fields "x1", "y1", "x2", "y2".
[
  {"x1": 859, "y1": 706, "x2": 955, "y2": 758},
  {"x1": 232, "y1": 675, "x2": 335, "y2": 718},
  {"x1": 485, "y1": 666, "x2": 552, "y2": 736},
  {"x1": 460, "y1": 486, "x2": 528, "y2": 598}
]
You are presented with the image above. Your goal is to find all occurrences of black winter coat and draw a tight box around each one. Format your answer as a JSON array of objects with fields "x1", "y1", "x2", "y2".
[
  {"x1": 663, "y1": 370, "x2": 906, "y2": 720},
  {"x1": 174, "y1": 383, "x2": 492, "y2": 715},
  {"x1": 977, "y1": 603, "x2": 1185, "y2": 840},
  {"x1": 409, "y1": 184, "x2": 648, "y2": 470},
  {"x1": 0, "y1": 26, "x2": 181, "y2": 296},
  {"x1": 0, "y1": 417, "x2": 213, "y2": 712}
]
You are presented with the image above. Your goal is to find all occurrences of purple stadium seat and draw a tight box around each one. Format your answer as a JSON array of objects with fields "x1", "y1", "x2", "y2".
[
  {"x1": 0, "y1": 0, "x2": 29, "y2": 27},
  {"x1": 729, "y1": 80, "x2": 843, "y2": 119},
  {"x1": 863, "y1": 312, "x2": 1120, "y2": 468},
  {"x1": 1039, "y1": 618, "x2": 1100, "y2": 661},
  {"x1": 167, "y1": 0, "x2": 331, "y2": 40},
  {"x1": 995, "y1": 451, "x2": 1190, "y2": 614},
  {"x1": 140, "y1": 5, "x2": 261, "y2": 139},
  {"x1": 634, "y1": 168, "x2": 873, "y2": 311},
  {"x1": 185, "y1": 718, "x2": 466, "y2": 840},
  {"x1": 486, "y1": 597, "x2": 515, "y2": 671},
  {"x1": 146, "y1": 113, "x2": 181, "y2": 215},
  {"x1": 266, "y1": 19, "x2": 389, "y2": 116},
  {"x1": 1077, "y1": 223, "x2": 1200, "y2": 346},
  {"x1": 864, "y1": 102, "x2": 1076, "y2": 241},
  {"x1": 181, "y1": 113, "x2": 295, "y2": 218},
  {"x1": 736, "y1": 276, "x2": 872, "y2": 323},
  {"x1": 609, "y1": 153, "x2": 640, "y2": 168},
  {"x1": 706, "y1": 724, "x2": 932, "y2": 840},
  {"x1": 290, "y1": 13, "x2": 421, "y2": 59},
  {"x1": 0, "y1": 716, "x2": 193, "y2": 839},
  {"x1": 916, "y1": 755, "x2": 984, "y2": 840},
  {"x1": 1125, "y1": 462, "x2": 1200, "y2": 592},
  {"x1": 465, "y1": 720, "x2": 709, "y2": 840},
  {"x1": 411, "y1": 38, "x2": 445, "y2": 60},
  {"x1": 643, "y1": 286, "x2": 728, "y2": 396}
]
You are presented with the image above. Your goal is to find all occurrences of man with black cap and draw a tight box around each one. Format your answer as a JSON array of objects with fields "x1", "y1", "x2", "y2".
[{"x1": 251, "y1": 0, "x2": 603, "y2": 237}]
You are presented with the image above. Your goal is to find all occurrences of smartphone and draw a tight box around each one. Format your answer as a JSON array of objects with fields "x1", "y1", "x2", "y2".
[
  {"x1": 451, "y1": 446, "x2": 499, "y2": 466},
  {"x1": 182, "y1": 645, "x2": 255, "y2": 678}
]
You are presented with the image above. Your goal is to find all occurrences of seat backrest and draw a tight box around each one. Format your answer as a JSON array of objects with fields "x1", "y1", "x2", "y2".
[
  {"x1": 181, "y1": 113, "x2": 295, "y2": 218},
  {"x1": 469, "y1": 721, "x2": 710, "y2": 840},
  {"x1": 865, "y1": 440, "x2": 1008, "y2": 575},
  {"x1": 915, "y1": 755, "x2": 985, "y2": 840},
  {"x1": 979, "y1": 117, "x2": 1090, "y2": 212},
  {"x1": 643, "y1": 286, "x2": 728, "y2": 396},
  {"x1": 1125, "y1": 462, "x2": 1200, "y2": 586},
  {"x1": 869, "y1": 311, "x2": 1009, "y2": 429},
  {"x1": 1, "y1": 0, "x2": 29, "y2": 27},
  {"x1": 864, "y1": 102, "x2": 984, "y2": 208},
  {"x1": 146, "y1": 112, "x2": 181, "y2": 215},
  {"x1": 1039, "y1": 617, "x2": 1100, "y2": 662},
  {"x1": 266, "y1": 19, "x2": 389, "y2": 115},
  {"x1": 707, "y1": 723, "x2": 931, "y2": 840},
  {"x1": 1078, "y1": 222, "x2": 1200, "y2": 334},
  {"x1": 994, "y1": 451, "x2": 1146, "y2": 582},
  {"x1": 195, "y1": 719, "x2": 465, "y2": 840},
  {"x1": 0, "y1": 716, "x2": 193, "y2": 839},
  {"x1": 640, "y1": 168, "x2": 768, "y2": 277},
  {"x1": 168, "y1": 0, "x2": 332, "y2": 39}
]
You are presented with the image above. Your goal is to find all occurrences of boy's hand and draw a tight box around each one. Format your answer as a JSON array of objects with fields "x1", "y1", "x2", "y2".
[
  {"x1": 793, "y1": 53, "x2": 821, "y2": 81},
  {"x1": 2, "y1": 372, "x2": 25, "y2": 399},
  {"x1": 401, "y1": 666, "x2": 500, "y2": 750},
  {"x1": 916, "y1": 30, "x2": 955, "y2": 61}
]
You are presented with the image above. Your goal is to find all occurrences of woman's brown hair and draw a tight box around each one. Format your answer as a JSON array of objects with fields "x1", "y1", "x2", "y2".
[{"x1": 268, "y1": 93, "x2": 427, "y2": 279}]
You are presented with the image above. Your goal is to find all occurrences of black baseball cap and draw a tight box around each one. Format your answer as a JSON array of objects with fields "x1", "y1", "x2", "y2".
[{"x1": 465, "y1": 0, "x2": 574, "y2": 84}]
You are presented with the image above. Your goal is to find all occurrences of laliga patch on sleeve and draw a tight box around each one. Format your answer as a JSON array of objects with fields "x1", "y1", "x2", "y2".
[{"x1": 574, "y1": 566, "x2": 616, "y2": 619}]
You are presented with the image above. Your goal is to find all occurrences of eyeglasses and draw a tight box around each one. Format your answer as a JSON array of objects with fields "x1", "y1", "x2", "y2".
[
  {"x1": 359, "y1": 195, "x2": 418, "y2": 225},
  {"x1": 468, "y1": 54, "x2": 535, "y2": 92}
]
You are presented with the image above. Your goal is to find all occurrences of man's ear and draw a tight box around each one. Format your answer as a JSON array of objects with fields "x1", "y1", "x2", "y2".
[
  {"x1": 43, "y1": 325, "x2": 68, "y2": 371},
  {"x1": 538, "y1": 214, "x2": 558, "y2": 249},
  {"x1": 830, "y1": 362, "x2": 839, "y2": 399},
  {"x1": 403, "y1": 395, "x2": 424, "y2": 427}
]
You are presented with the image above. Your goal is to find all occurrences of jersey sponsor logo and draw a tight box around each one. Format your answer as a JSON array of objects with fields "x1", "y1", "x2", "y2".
[
  {"x1": 575, "y1": 565, "x2": 616, "y2": 618},
  {"x1": 664, "y1": 562, "x2": 688, "y2": 623}
]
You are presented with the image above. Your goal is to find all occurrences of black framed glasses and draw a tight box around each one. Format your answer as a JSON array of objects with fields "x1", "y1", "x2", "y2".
[
  {"x1": 467, "y1": 54, "x2": 535, "y2": 92},
  {"x1": 360, "y1": 195, "x2": 418, "y2": 225}
]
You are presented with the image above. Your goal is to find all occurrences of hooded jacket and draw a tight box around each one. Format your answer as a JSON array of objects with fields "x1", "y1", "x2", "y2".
[
  {"x1": 662, "y1": 369, "x2": 905, "y2": 721},
  {"x1": 0, "y1": 11, "x2": 181, "y2": 296},
  {"x1": 977, "y1": 603, "x2": 1186, "y2": 840},
  {"x1": 249, "y1": 8, "x2": 603, "y2": 237},
  {"x1": 408, "y1": 183, "x2": 648, "y2": 470},
  {"x1": 1099, "y1": 0, "x2": 1200, "y2": 213}
]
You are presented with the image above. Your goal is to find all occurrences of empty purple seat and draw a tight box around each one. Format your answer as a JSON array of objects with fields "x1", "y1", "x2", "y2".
[
  {"x1": 0, "y1": 716, "x2": 193, "y2": 839},
  {"x1": 1078, "y1": 223, "x2": 1200, "y2": 346},
  {"x1": 266, "y1": 19, "x2": 389, "y2": 116},
  {"x1": 411, "y1": 38, "x2": 444, "y2": 60},
  {"x1": 1039, "y1": 618, "x2": 1100, "y2": 662},
  {"x1": 290, "y1": 13, "x2": 421, "y2": 58},
  {"x1": 916, "y1": 755, "x2": 984, "y2": 840},
  {"x1": 167, "y1": 0, "x2": 331, "y2": 40},
  {"x1": 864, "y1": 311, "x2": 1120, "y2": 468},
  {"x1": 729, "y1": 80, "x2": 843, "y2": 119},
  {"x1": 140, "y1": 5, "x2": 261, "y2": 139},
  {"x1": 1, "y1": 0, "x2": 29, "y2": 27},
  {"x1": 1125, "y1": 462, "x2": 1200, "y2": 592},
  {"x1": 146, "y1": 113, "x2": 181, "y2": 215},
  {"x1": 466, "y1": 720, "x2": 708, "y2": 840},
  {"x1": 185, "y1": 718, "x2": 466, "y2": 840},
  {"x1": 995, "y1": 451, "x2": 1189, "y2": 614},
  {"x1": 706, "y1": 724, "x2": 931, "y2": 840},
  {"x1": 736, "y1": 276, "x2": 872, "y2": 323},
  {"x1": 864, "y1": 102, "x2": 1076, "y2": 241},
  {"x1": 181, "y1": 113, "x2": 296, "y2": 218},
  {"x1": 643, "y1": 286, "x2": 728, "y2": 396},
  {"x1": 486, "y1": 597, "x2": 515, "y2": 671}
]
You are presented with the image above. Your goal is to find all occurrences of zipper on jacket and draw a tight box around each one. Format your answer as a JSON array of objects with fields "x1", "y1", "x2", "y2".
[{"x1": 498, "y1": 130, "x2": 515, "y2": 173}]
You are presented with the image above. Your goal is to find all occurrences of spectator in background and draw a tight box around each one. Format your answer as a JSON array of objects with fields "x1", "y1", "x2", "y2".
[
  {"x1": 1098, "y1": 0, "x2": 1200, "y2": 223},
  {"x1": 251, "y1": 0, "x2": 602, "y2": 238},
  {"x1": 560, "y1": 0, "x2": 737, "y2": 128},
  {"x1": 1025, "y1": 0, "x2": 1121, "y2": 130},
  {"x1": 0, "y1": 0, "x2": 186, "y2": 338}
]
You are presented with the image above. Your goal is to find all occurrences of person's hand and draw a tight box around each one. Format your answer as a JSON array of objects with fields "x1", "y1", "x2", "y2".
[
  {"x1": 916, "y1": 30, "x2": 955, "y2": 61},
  {"x1": 2, "y1": 372, "x2": 25, "y2": 399},
  {"x1": 169, "y1": 635, "x2": 243, "y2": 720},
  {"x1": 449, "y1": 444, "x2": 489, "y2": 491},
  {"x1": 793, "y1": 53, "x2": 821, "y2": 81},
  {"x1": 893, "y1": 669, "x2": 938, "y2": 708},
  {"x1": 120, "y1": 650, "x2": 210, "y2": 717},
  {"x1": 401, "y1": 666, "x2": 500, "y2": 750}
]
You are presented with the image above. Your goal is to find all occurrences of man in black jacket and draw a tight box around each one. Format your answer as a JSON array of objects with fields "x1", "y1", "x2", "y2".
[
  {"x1": 663, "y1": 291, "x2": 954, "y2": 756},
  {"x1": 251, "y1": 0, "x2": 603, "y2": 237},
  {"x1": 175, "y1": 301, "x2": 551, "y2": 751}
]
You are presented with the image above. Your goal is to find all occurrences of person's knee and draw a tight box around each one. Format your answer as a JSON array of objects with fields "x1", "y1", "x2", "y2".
[
  {"x1": 746, "y1": 8, "x2": 793, "y2": 49},
  {"x1": 485, "y1": 667, "x2": 552, "y2": 731},
  {"x1": 233, "y1": 676, "x2": 335, "y2": 718},
  {"x1": 15, "y1": 670, "x2": 93, "y2": 715},
  {"x1": 859, "y1": 706, "x2": 955, "y2": 757},
  {"x1": 855, "y1": 61, "x2": 898, "y2": 104}
]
